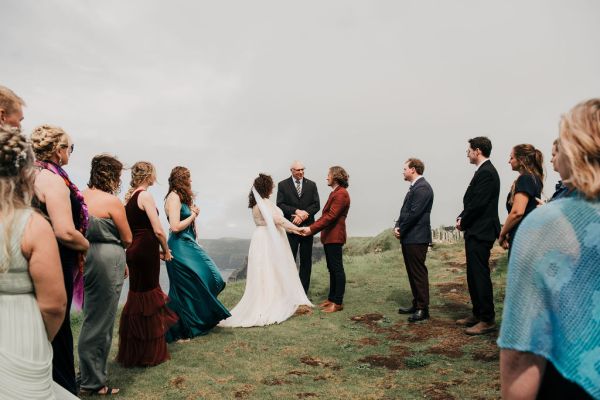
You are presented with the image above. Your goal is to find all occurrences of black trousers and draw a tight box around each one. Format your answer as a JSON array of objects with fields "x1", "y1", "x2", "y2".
[
  {"x1": 324, "y1": 244, "x2": 345, "y2": 305},
  {"x1": 465, "y1": 236, "x2": 495, "y2": 323},
  {"x1": 52, "y1": 252, "x2": 77, "y2": 394},
  {"x1": 287, "y1": 233, "x2": 313, "y2": 293},
  {"x1": 401, "y1": 243, "x2": 430, "y2": 309}
]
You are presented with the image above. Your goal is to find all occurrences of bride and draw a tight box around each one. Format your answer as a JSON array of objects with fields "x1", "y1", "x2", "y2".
[{"x1": 219, "y1": 174, "x2": 313, "y2": 327}]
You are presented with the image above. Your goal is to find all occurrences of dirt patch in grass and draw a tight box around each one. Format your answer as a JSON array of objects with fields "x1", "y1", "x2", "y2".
[
  {"x1": 402, "y1": 318, "x2": 461, "y2": 342},
  {"x1": 287, "y1": 370, "x2": 310, "y2": 376},
  {"x1": 427, "y1": 335, "x2": 471, "y2": 359},
  {"x1": 234, "y1": 384, "x2": 254, "y2": 399},
  {"x1": 313, "y1": 375, "x2": 329, "y2": 381},
  {"x1": 297, "y1": 393, "x2": 318, "y2": 398},
  {"x1": 350, "y1": 313, "x2": 384, "y2": 324},
  {"x1": 389, "y1": 344, "x2": 411, "y2": 357},
  {"x1": 300, "y1": 356, "x2": 341, "y2": 370},
  {"x1": 422, "y1": 382, "x2": 456, "y2": 400},
  {"x1": 169, "y1": 376, "x2": 186, "y2": 389},
  {"x1": 359, "y1": 354, "x2": 406, "y2": 370},
  {"x1": 435, "y1": 281, "x2": 466, "y2": 294},
  {"x1": 356, "y1": 337, "x2": 380, "y2": 347},
  {"x1": 472, "y1": 347, "x2": 499, "y2": 362}
]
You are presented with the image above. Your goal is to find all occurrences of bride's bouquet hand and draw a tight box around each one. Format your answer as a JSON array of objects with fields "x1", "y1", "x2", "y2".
[{"x1": 161, "y1": 248, "x2": 173, "y2": 261}]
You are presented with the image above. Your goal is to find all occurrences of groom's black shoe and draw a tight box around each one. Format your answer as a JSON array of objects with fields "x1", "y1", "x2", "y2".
[
  {"x1": 398, "y1": 306, "x2": 416, "y2": 315},
  {"x1": 408, "y1": 309, "x2": 429, "y2": 323}
]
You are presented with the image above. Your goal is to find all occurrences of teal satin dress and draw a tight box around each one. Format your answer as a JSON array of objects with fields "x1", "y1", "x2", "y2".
[{"x1": 165, "y1": 204, "x2": 231, "y2": 342}]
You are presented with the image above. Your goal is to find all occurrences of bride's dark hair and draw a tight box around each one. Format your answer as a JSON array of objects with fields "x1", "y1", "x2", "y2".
[{"x1": 248, "y1": 173, "x2": 273, "y2": 208}]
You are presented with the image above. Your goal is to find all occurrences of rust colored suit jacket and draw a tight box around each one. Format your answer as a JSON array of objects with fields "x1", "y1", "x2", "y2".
[{"x1": 309, "y1": 186, "x2": 351, "y2": 244}]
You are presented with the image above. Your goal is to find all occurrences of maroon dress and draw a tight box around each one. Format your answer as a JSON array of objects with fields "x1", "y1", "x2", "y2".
[{"x1": 116, "y1": 190, "x2": 177, "y2": 367}]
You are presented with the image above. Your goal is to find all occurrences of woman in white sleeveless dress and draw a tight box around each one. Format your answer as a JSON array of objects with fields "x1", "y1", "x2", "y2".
[
  {"x1": 0, "y1": 126, "x2": 77, "y2": 399},
  {"x1": 219, "y1": 174, "x2": 313, "y2": 328}
]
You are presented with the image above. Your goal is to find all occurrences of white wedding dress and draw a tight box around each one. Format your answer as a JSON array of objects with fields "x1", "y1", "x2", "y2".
[
  {"x1": 0, "y1": 209, "x2": 78, "y2": 399},
  {"x1": 219, "y1": 195, "x2": 313, "y2": 328}
]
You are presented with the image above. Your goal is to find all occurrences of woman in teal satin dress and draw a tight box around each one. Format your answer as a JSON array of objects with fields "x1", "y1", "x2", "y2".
[{"x1": 164, "y1": 166, "x2": 230, "y2": 342}]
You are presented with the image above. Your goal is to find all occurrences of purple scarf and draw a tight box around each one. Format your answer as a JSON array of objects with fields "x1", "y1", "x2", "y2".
[{"x1": 35, "y1": 160, "x2": 89, "y2": 310}]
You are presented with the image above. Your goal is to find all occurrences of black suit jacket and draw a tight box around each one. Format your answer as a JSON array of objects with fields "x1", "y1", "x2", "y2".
[
  {"x1": 395, "y1": 177, "x2": 434, "y2": 245},
  {"x1": 276, "y1": 177, "x2": 320, "y2": 227},
  {"x1": 458, "y1": 159, "x2": 501, "y2": 242}
]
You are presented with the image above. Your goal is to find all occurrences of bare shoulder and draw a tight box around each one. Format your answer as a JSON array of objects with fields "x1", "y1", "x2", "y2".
[
  {"x1": 36, "y1": 169, "x2": 65, "y2": 188},
  {"x1": 22, "y1": 211, "x2": 54, "y2": 258}
]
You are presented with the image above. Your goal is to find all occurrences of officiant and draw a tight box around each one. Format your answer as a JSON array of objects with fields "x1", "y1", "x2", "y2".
[{"x1": 277, "y1": 161, "x2": 320, "y2": 293}]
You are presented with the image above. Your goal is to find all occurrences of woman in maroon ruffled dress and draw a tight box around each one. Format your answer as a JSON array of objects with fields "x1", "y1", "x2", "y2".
[{"x1": 116, "y1": 161, "x2": 177, "y2": 367}]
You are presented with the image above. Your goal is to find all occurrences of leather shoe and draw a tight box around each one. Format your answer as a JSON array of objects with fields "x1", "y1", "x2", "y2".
[
  {"x1": 322, "y1": 303, "x2": 343, "y2": 313},
  {"x1": 398, "y1": 306, "x2": 416, "y2": 314},
  {"x1": 465, "y1": 321, "x2": 497, "y2": 335},
  {"x1": 456, "y1": 315, "x2": 480, "y2": 327},
  {"x1": 319, "y1": 299, "x2": 333, "y2": 308},
  {"x1": 407, "y1": 309, "x2": 429, "y2": 322}
]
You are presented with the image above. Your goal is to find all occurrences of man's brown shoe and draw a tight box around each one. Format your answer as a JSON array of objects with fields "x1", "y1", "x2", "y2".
[
  {"x1": 456, "y1": 315, "x2": 480, "y2": 327},
  {"x1": 319, "y1": 300, "x2": 333, "y2": 308},
  {"x1": 465, "y1": 321, "x2": 497, "y2": 335},
  {"x1": 322, "y1": 303, "x2": 343, "y2": 313}
]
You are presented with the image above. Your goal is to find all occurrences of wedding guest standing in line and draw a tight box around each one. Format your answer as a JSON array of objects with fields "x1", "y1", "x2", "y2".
[
  {"x1": 31, "y1": 125, "x2": 89, "y2": 394},
  {"x1": 456, "y1": 137, "x2": 500, "y2": 336},
  {"x1": 0, "y1": 85, "x2": 25, "y2": 129},
  {"x1": 164, "y1": 166, "x2": 230, "y2": 342},
  {"x1": 549, "y1": 139, "x2": 570, "y2": 201},
  {"x1": 394, "y1": 158, "x2": 434, "y2": 323},
  {"x1": 0, "y1": 125, "x2": 78, "y2": 399},
  {"x1": 498, "y1": 144, "x2": 544, "y2": 250},
  {"x1": 499, "y1": 99, "x2": 600, "y2": 399},
  {"x1": 79, "y1": 155, "x2": 132, "y2": 395},
  {"x1": 301, "y1": 166, "x2": 351, "y2": 313},
  {"x1": 117, "y1": 161, "x2": 177, "y2": 367},
  {"x1": 277, "y1": 161, "x2": 320, "y2": 293}
]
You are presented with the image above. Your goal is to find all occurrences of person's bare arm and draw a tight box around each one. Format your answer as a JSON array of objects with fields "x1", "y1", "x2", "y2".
[
  {"x1": 139, "y1": 191, "x2": 172, "y2": 260},
  {"x1": 165, "y1": 192, "x2": 197, "y2": 233},
  {"x1": 499, "y1": 193, "x2": 529, "y2": 248},
  {"x1": 500, "y1": 349, "x2": 546, "y2": 399},
  {"x1": 35, "y1": 171, "x2": 89, "y2": 251},
  {"x1": 108, "y1": 195, "x2": 132, "y2": 248},
  {"x1": 22, "y1": 212, "x2": 67, "y2": 341}
]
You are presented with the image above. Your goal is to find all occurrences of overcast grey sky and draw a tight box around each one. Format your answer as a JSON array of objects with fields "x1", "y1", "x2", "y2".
[{"x1": 2, "y1": 0, "x2": 599, "y2": 238}]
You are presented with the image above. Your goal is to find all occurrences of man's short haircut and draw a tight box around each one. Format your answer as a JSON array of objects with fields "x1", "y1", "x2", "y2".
[
  {"x1": 0, "y1": 85, "x2": 25, "y2": 115},
  {"x1": 468, "y1": 136, "x2": 492, "y2": 158},
  {"x1": 406, "y1": 158, "x2": 425, "y2": 175}
]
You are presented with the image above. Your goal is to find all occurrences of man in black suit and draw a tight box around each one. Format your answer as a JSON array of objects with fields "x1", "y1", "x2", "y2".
[
  {"x1": 277, "y1": 161, "x2": 320, "y2": 293},
  {"x1": 456, "y1": 137, "x2": 501, "y2": 335},
  {"x1": 394, "y1": 158, "x2": 434, "y2": 322}
]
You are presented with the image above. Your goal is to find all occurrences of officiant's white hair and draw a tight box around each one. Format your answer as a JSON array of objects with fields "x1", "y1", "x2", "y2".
[{"x1": 290, "y1": 160, "x2": 304, "y2": 169}]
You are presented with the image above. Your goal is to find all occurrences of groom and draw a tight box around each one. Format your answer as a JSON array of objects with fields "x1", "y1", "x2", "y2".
[
  {"x1": 277, "y1": 161, "x2": 320, "y2": 293},
  {"x1": 300, "y1": 166, "x2": 350, "y2": 313}
]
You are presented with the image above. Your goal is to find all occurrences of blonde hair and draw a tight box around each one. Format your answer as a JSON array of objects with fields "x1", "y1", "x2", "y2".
[
  {"x1": 124, "y1": 161, "x2": 156, "y2": 203},
  {"x1": 0, "y1": 85, "x2": 25, "y2": 115},
  {"x1": 0, "y1": 125, "x2": 35, "y2": 273},
  {"x1": 559, "y1": 98, "x2": 600, "y2": 199},
  {"x1": 30, "y1": 125, "x2": 70, "y2": 162}
]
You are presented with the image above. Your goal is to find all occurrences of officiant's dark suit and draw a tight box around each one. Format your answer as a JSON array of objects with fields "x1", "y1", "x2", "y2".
[
  {"x1": 458, "y1": 157, "x2": 501, "y2": 324},
  {"x1": 395, "y1": 163, "x2": 434, "y2": 321},
  {"x1": 277, "y1": 174, "x2": 320, "y2": 293}
]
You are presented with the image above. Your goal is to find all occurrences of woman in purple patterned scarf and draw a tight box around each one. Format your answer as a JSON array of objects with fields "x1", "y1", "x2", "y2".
[{"x1": 31, "y1": 125, "x2": 89, "y2": 395}]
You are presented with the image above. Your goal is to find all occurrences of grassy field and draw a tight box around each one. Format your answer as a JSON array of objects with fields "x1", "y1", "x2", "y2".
[{"x1": 73, "y1": 234, "x2": 507, "y2": 400}]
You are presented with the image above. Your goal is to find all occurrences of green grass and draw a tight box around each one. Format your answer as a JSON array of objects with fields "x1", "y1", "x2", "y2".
[{"x1": 73, "y1": 240, "x2": 507, "y2": 400}]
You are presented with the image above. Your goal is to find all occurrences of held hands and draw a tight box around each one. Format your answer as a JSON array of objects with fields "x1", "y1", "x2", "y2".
[
  {"x1": 498, "y1": 233, "x2": 510, "y2": 250},
  {"x1": 160, "y1": 248, "x2": 173, "y2": 261},
  {"x1": 298, "y1": 227, "x2": 311, "y2": 236},
  {"x1": 455, "y1": 218, "x2": 463, "y2": 231}
]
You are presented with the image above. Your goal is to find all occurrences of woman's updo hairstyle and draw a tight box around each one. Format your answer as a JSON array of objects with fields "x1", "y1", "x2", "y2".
[
  {"x1": 124, "y1": 161, "x2": 156, "y2": 203},
  {"x1": 30, "y1": 125, "x2": 69, "y2": 162},
  {"x1": 248, "y1": 173, "x2": 273, "y2": 208}
]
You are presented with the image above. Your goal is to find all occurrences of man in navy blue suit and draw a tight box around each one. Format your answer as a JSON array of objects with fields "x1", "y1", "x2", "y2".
[{"x1": 394, "y1": 158, "x2": 434, "y2": 322}]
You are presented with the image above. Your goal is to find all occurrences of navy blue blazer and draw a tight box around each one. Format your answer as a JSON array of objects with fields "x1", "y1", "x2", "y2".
[{"x1": 395, "y1": 177, "x2": 434, "y2": 245}]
